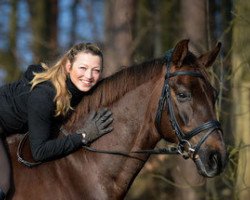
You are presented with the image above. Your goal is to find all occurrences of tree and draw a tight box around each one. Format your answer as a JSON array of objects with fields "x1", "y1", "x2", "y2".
[
  {"x1": 170, "y1": 1, "x2": 208, "y2": 200},
  {"x1": 232, "y1": 1, "x2": 250, "y2": 199},
  {"x1": 26, "y1": 0, "x2": 58, "y2": 63},
  {"x1": 0, "y1": 0, "x2": 21, "y2": 83},
  {"x1": 103, "y1": 0, "x2": 137, "y2": 76}
]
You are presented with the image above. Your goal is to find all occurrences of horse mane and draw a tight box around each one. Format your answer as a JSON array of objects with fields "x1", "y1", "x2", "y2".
[{"x1": 65, "y1": 57, "x2": 165, "y2": 129}]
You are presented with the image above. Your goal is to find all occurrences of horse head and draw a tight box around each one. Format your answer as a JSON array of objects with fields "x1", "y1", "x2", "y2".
[{"x1": 157, "y1": 39, "x2": 227, "y2": 177}]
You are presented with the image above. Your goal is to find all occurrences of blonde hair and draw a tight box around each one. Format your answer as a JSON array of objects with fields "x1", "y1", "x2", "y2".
[{"x1": 31, "y1": 43, "x2": 103, "y2": 117}]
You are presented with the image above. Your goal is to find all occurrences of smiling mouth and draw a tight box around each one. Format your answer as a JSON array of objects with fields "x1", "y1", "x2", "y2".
[{"x1": 80, "y1": 79, "x2": 93, "y2": 86}]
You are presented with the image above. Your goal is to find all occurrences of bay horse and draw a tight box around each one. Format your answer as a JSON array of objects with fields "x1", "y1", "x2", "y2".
[{"x1": 6, "y1": 39, "x2": 227, "y2": 200}]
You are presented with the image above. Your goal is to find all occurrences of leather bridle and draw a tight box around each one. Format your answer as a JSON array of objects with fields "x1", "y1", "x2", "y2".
[{"x1": 155, "y1": 49, "x2": 222, "y2": 159}]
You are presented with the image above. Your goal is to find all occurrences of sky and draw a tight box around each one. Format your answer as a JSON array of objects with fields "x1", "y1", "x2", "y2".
[
  {"x1": 0, "y1": 0, "x2": 104, "y2": 73},
  {"x1": 58, "y1": 0, "x2": 104, "y2": 47}
]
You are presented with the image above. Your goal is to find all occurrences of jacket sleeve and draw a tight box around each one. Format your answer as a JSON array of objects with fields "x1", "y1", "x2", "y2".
[
  {"x1": 24, "y1": 64, "x2": 45, "y2": 81},
  {"x1": 27, "y1": 84, "x2": 83, "y2": 162}
]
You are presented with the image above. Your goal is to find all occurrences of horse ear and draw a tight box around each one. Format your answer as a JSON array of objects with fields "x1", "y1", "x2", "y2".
[
  {"x1": 172, "y1": 39, "x2": 189, "y2": 67},
  {"x1": 197, "y1": 42, "x2": 221, "y2": 68}
]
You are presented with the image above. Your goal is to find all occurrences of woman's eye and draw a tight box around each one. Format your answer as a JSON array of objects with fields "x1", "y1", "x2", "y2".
[
  {"x1": 80, "y1": 66, "x2": 87, "y2": 70},
  {"x1": 176, "y1": 92, "x2": 191, "y2": 102},
  {"x1": 93, "y1": 69, "x2": 100, "y2": 73}
]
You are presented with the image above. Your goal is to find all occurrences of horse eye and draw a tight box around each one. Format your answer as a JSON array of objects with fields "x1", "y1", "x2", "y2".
[{"x1": 176, "y1": 92, "x2": 191, "y2": 102}]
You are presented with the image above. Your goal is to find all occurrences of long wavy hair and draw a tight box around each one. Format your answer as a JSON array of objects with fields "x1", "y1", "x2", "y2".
[{"x1": 30, "y1": 43, "x2": 103, "y2": 117}]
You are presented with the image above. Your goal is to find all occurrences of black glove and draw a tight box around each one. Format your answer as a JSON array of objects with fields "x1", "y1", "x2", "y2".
[{"x1": 76, "y1": 108, "x2": 113, "y2": 145}]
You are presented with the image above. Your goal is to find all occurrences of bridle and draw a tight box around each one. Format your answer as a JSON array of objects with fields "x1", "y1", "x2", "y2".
[
  {"x1": 155, "y1": 49, "x2": 221, "y2": 159},
  {"x1": 17, "y1": 50, "x2": 222, "y2": 167}
]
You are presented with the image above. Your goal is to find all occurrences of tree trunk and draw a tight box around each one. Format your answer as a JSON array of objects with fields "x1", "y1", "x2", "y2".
[
  {"x1": 27, "y1": 0, "x2": 58, "y2": 63},
  {"x1": 103, "y1": 0, "x2": 137, "y2": 76},
  {"x1": 0, "y1": 0, "x2": 21, "y2": 82},
  {"x1": 205, "y1": 1, "x2": 234, "y2": 199},
  {"x1": 171, "y1": 1, "x2": 208, "y2": 200},
  {"x1": 232, "y1": 1, "x2": 250, "y2": 199},
  {"x1": 179, "y1": 0, "x2": 208, "y2": 52},
  {"x1": 69, "y1": 0, "x2": 79, "y2": 46}
]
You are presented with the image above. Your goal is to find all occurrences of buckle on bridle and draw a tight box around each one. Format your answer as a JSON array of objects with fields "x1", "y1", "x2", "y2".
[{"x1": 177, "y1": 140, "x2": 195, "y2": 159}]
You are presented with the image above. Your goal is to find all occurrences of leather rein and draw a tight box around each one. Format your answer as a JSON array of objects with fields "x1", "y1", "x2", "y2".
[{"x1": 17, "y1": 49, "x2": 221, "y2": 167}]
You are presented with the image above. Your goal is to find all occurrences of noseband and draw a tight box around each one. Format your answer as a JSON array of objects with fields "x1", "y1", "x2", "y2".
[{"x1": 155, "y1": 49, "x2": 221, "y2": 159}]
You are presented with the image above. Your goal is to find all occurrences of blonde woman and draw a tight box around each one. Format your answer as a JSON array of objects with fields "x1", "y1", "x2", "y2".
[{"x1": 0, "y1": 43, "x2": 113, "y2": 199}]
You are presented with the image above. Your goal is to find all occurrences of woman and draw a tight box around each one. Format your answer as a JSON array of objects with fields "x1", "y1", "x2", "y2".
[{"x1": 0, "y1": 43, "x2": 113, "y2": 199}]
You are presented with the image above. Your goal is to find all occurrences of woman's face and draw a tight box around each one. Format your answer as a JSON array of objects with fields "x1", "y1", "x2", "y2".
[{"x1": 66, "y1": 52, "x2": 102, "y2": 92}]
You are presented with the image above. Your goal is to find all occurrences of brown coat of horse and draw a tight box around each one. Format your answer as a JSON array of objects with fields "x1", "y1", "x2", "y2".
[{"x1": 6, "y1": 40, "x2": 227, "y2": 200}]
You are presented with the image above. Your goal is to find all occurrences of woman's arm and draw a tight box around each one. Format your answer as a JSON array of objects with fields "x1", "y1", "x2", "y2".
[{"x1": 27, "y1": 84, "x2": 83, "y2": 162}]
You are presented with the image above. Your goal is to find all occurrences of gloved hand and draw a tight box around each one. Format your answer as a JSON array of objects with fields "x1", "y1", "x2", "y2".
[{"x1": 76, "y1": 108, "x2": 113, "y2": 145}]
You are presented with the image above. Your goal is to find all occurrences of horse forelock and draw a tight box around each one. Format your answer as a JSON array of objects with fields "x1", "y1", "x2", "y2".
[
  {"x1": 181, "y1": 51, "x2": 198, "y2": 67},
  {"x1": 65, "y1": 58, "x2": 165, "y2": 129},
  {"x1": 180, "y1": 51, "x2": 212, "y2": 81}
]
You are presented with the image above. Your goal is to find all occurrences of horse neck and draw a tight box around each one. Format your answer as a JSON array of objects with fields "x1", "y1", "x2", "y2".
[{"x1": 85, "y1": 72, "x2": 165, "y2": 198}]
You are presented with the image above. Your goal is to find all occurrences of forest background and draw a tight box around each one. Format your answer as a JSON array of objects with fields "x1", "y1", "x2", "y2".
[{"x1": 0, "y1": 0, "x2": 249, "y2": 199}]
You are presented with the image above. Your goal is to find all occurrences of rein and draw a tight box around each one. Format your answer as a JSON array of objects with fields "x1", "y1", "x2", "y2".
[
  {"x1": 17, "y1": 131, "x2": 180, "y2": 167},
  {"x1": 17, "y1": 50, "x2": 221, "y2": 167}
]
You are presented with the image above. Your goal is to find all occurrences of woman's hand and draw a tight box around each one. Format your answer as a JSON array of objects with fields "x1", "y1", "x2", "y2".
[{"x1": 76, "y1": 108, "x2": 113, "y2": 145}]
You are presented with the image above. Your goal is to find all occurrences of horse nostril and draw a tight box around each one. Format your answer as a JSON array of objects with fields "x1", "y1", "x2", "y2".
[
  {"x1": 195, "y1": 150, "x2": 226, "y2": 177},
  {"x1": 208, "y1": 152, "x2": 221, "y2": 172}
]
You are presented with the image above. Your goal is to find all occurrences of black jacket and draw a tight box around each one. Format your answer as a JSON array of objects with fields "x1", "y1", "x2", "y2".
[{"x1": 0, "y1": 65, "x2": 83, "y2": 161}]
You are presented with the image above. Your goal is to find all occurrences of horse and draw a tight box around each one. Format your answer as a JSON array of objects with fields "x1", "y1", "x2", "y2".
[{"x1": 6, "y1": 39, "x2": 227, "y2": 200}]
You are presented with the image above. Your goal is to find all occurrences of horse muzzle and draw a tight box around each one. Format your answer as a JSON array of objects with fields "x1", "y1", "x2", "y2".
[{"x1": 194, "y1": 148, "x2": 227, "y2": 178}]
